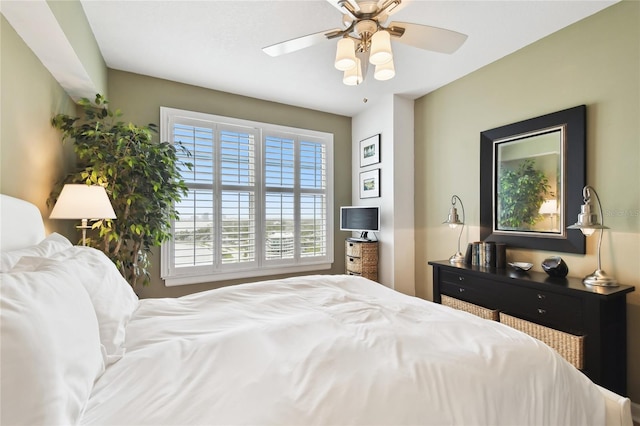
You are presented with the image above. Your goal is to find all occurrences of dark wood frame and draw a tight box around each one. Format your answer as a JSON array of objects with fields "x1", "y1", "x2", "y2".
[{"x1": 480, "y1": 105, "x2": 586, "y2": 253}]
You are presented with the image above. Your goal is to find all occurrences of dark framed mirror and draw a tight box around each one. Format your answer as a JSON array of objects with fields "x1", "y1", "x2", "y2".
[{"x1": 480, "y1": 105, "x2": 586, "y2": 253}]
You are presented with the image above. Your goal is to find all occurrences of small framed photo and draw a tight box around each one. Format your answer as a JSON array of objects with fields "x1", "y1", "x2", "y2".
[
  {"x1": 359, "y1": 169, "x2": 380, "y2": 199},
  {"x1": 359, "y1": 134, "x2": 380, "y2": 168}
]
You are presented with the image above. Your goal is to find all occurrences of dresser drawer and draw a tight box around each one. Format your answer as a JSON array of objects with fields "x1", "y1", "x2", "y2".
[
  {"x1": 345, "y1": 241, "x2": 362, "y2": 257},
  {"x1": 503, "y1": 287, "x2": 583, "y2": 332},
  {"x1": 345, "y1": 256, "x2": 362, "y2": 273},
  {"x1": 440, "y1": 273, "x2": 499, "y2": 310}
]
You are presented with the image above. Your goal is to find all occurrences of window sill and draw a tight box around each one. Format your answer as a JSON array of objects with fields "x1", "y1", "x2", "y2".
[{"x1": 163, "y1": 262, "x2": 333, "y2": 287}]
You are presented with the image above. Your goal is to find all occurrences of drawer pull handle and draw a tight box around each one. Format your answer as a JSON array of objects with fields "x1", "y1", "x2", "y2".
[
  {"x1": 349, "y1": 243, "x2": 354, "y2": 247},
  {"x1": 349, "y1": 258, "x2": 354, "y2": 262},
  {"x1": 458, "y1": 276, "x2": 464, "y2": 281},
  {"x1": 537, "y1": 294, "x2": 546, "y2": 300},
  {"x1": 537, "y1": 308, "x2": 546, "y2": 315},
  {"x1": 458, "y1": 288, "x2": 465, "y2": 293}
]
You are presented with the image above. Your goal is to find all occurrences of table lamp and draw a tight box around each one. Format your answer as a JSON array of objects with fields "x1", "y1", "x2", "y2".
[
  {"x1": 443, "y1": 194, "x2": 465, "y2": 264},
  {"x1": 567, "y1": 185, "x2": 617, "y2": 287},
  {"x1": 49, "y1": 184, "x2": 116, "y2": 246}
]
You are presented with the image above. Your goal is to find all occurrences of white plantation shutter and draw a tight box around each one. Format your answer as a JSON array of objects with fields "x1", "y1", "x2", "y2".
[
  {"x1": 173, "y1": 123, "x2": 215, "y2": 268},
  {"x1": 220, "y1": 128, "x2": 256, "y2": 265},
  {"x1": 299, "y1": 140, "x2": 327, "y2": 258},
  {"x1": 161, "y1": 107, "x2": 333, "y2": 286}
]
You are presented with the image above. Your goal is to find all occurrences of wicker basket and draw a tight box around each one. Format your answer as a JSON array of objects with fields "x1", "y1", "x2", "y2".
[
  {"x1": 344, "y1": 241, "x2": 378, "y2": 281},
  {"x1": 345, "y1": 241, "x2": 362, "y2": 257},
  {"x1": 500, "y1": 313, "x2": 585, "y2": 370},
  {"x1": 441, "y1": 295, "x2": 499, "y2": 321}
]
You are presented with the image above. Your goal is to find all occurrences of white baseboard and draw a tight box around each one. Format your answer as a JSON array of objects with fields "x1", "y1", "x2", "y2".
[{"x1": 631, "y1": 401, "x2": 640, "y2": 424}]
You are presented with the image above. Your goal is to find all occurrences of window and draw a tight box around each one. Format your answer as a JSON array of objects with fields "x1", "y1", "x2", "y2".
[{"x1": 161, "y1": 107, "x2": 333, "y2": 286}]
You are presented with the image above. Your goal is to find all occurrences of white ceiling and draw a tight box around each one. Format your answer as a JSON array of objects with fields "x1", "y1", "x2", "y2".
[{"x1": 57, "y1": 1, "x2": 626, "y2": 116}]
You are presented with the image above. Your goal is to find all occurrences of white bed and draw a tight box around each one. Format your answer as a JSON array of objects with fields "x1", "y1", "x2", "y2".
[{"x1": 0, "y1": 194, "x2": 633, "y2": 425}]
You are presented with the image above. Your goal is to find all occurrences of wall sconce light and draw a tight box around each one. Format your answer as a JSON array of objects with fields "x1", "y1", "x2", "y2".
[
  {"x1": 567, "y1": 185, "x2": 617, "y2": 287},
  {"x1": 49, "y1": 184, "x2": 117, "y2": 246},
  {"x1": 443, "y1": 194, "x2": 465, "y2": 264}
]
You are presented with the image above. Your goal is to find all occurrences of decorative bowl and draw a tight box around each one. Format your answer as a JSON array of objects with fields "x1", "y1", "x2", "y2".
[
  {"x1": 541, "y1": 256, "x2": 569, "y2": 278},
  {"x1": 508, "y1": 262, "x2": 533, "y2": 271}
]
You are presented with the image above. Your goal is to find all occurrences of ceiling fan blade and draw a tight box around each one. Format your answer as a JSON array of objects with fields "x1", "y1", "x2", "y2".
[
  {"x1": 388, "y1": 21, "x2": 468, "y2": 54},
  {"x1": 325, "y1": 0, "x2": 359, "y2": 16},
  {"x1": 262, "y1": 29, "x2": 341, "y2": 57}
]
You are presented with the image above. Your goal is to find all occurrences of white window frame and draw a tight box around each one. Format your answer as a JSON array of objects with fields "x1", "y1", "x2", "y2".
[{"x1": 160, "y1": 107, "x2": 334, "y2": 286}]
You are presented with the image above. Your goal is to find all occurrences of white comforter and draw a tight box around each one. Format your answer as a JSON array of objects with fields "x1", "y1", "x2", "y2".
[{"x1": 81, "y1": 274, "x2": 604, "y2": 426}]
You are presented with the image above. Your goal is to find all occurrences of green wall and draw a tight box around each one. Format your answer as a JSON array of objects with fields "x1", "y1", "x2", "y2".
[
  {"x1": 107, "y1": 70, "x2": 352, "y2": 299},
  {"x1": 0, "y1": 15, "x2": 76, "y2": 235},
  {"x1": 415, "y1": 0, "x2": 639, "y2": 399}
]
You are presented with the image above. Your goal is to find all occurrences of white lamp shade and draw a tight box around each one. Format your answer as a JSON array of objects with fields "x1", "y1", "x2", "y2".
[
  {"x1": 369, "y1": 30, "x2": 393, "y2": 65},
  {"x1": 343, "y1": 58, "x2": 363, "y2": 86},
  {"x1": 334, "y1": 38, "x2": 356, "y2": 71},
  {"x1": 50, "y1": 184, "x2": 116, "y2": 220},
  {"x1": 374, "y1": 59, "x2": 395, "y2": 80}
]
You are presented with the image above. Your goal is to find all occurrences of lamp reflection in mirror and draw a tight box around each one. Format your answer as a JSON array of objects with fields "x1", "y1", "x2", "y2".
[
  {"x1": 443, "y1": 195, "x2": 465, "y2": 264},
  {"x1": 49, "y1": 184, "x2": 116, "y2": 246},
  {"x1": 567, "y1": 185, "x2": 617, "y2": 287},
  {"x1": 539, "y1": 199, "x2": 558, "y2": 230}
]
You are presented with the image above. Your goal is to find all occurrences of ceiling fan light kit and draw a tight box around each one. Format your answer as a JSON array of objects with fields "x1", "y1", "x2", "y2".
[
  {"x1": 374, "y1": 58, "x2": 395, "y2": 81},
  {"x1": 263, "y1": 0, "x2": 468, "y2": 87},
  {"x1": 369, "y1": 30, "x2": 393, "y2": 65},
  {"x1": 343, "y1": 57, "x2": 364, "y2": 85},
  {"x1": 335, "y1": 37, "x2": 357, "y2": 71}
]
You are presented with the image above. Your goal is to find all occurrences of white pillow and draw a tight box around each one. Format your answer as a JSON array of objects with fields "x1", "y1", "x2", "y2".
[
  {"x1": 1, "y1": 258, "x2": 105, "y2": 425},
  {"x1": 0, "y1": 232, "x2": 72, "y2": 272},
  {"x1": 13, "y1": 246, "x2": 140, "y2": 363}
]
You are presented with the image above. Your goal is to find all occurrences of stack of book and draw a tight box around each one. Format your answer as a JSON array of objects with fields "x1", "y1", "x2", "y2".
[{"x1": 464, "y1": 241, "x2": 506, "y2": 268}]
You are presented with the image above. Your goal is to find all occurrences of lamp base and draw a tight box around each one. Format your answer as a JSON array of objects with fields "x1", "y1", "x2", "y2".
[
  {"x1": 449, "y1": 252, "x2": 465, "y2": 264},
  {"x1": 583, "y1": 269, "x2": 618, "y2": 287}
]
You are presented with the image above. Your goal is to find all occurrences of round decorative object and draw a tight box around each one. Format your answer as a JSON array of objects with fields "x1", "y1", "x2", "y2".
[{"x1": 541, "y1": 256, "x2": 569, "y2": 278}]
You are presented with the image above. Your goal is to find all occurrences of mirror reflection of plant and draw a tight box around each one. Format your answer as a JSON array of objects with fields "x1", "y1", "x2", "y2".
[
  {"x1": 498, "y1": 159, "x2": 551, "y2": 229},
  {"x1": 49, "y1": 94, "x2": 192, "y2": 287}
]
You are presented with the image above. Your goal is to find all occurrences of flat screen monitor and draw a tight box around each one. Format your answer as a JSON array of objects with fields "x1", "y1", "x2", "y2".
[{"x1": 340, "y1": 206, "x2": 380, "y2": 240}]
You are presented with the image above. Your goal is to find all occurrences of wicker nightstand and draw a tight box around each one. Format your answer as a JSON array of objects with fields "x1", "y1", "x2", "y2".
[{"x1": 345, "y1": 240, "x2": 378, "y2": 282}]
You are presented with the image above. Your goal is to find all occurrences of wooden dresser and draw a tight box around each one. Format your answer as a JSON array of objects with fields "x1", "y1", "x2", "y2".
[
  {"x1": 345, "y1": 240, "x2": 378, "y2": 281},
  {"x1": 428, "y1": 260, "x2": 635, "y2": 395}
]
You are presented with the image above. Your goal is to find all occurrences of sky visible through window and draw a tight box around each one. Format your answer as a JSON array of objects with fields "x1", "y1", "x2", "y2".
[{"x1": 174, "y1": 124, "x2": 325, "y2": 220}]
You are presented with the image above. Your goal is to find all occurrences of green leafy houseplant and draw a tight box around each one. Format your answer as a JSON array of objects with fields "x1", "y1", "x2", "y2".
[
  {"x1": 50, "y1": 94, "x2": 190, "y2": 287},
  {"x1": 498, "y1": 159, "x2": 551, "y2": 230}
]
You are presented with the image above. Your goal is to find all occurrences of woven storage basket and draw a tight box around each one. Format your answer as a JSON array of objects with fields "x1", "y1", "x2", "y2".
[
  {"x1": 345, "y1": 241, "x2": 362, "y2": 257},
  {"x1": 441, "y1": 295, "x2": 499, "y2": 321},
  {"x1": 500, "y1": 313, "x2": 585, "y2": 370},
  {"x1": 344, "y1": 241, "x2": 378, "y2": 281},
  {"x1": 346, "y1": 256, "x2": 362, "y2": 271}
]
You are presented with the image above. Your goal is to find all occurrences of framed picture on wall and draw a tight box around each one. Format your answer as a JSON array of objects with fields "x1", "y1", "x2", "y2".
[
  {"x1": 360, "y1": 134, "x2": 380, "y2": 167},
  {"x1": 360, "y1": 169, "x2": 380, "y2": 199}
]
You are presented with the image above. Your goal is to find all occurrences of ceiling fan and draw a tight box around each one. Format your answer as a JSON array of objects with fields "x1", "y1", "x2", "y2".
[{"x1": 262, "y1": 0, "x2": 468, "y2": 85}]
